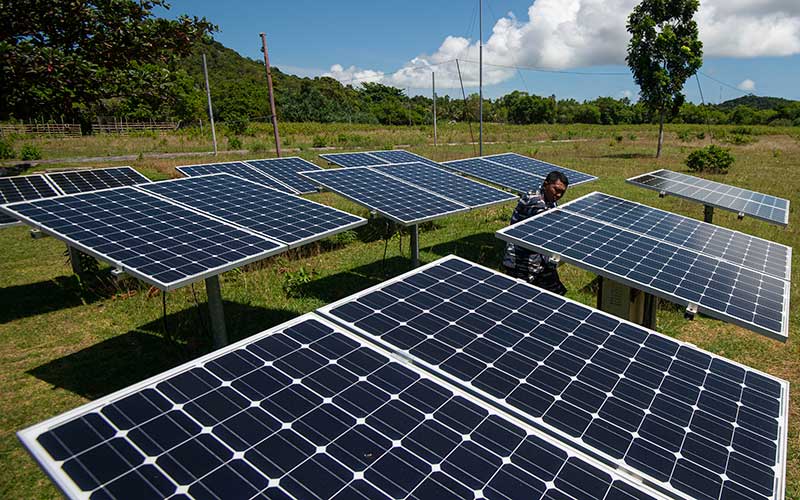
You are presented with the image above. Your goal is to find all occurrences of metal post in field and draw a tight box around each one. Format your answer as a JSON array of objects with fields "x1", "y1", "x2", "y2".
[
  {"x1": 205, "y1": 275, "x2": 228, "y2": 349},
  {"x1": 478, "y1": 0, "x2": 483, "y2": 156},
  {"x1": 202, "y1": 54, "x2": 218, "y2": 156},
  {"x1": 260, "y1": 32, "x2": 282, "y2": 157},
  {"x1": 410, "y1": 225, "x2": 420, "y2": 267},
  {"x1": 432, "y1": 72, "x2": 437, "y2": 146},
  {"x1": 704, "y1": 205, "x2": 714, "y2": 224}
]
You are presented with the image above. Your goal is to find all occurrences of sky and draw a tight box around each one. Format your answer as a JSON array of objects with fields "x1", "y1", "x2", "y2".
[{"x1": 160, "y1": 0, "x2": 800, "y2": 103}]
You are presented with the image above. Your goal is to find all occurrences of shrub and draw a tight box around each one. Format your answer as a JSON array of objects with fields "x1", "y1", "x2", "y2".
[
  {"x1": 686, "y1": 145, "x2": 734, "y2": 174},
  {"x1": 222, "y1": 112, "x2": 249, "y2": 135},
  {"x1": 20, "y1": 144, "x2": 42, "y2": 160},
  {"x1": 0, "y1": 139, "x2": 14, "y2": 159},
  {"x1": 227, "y1": 136, "x2": 242, "y2": 150},
  {"x1": 312, "y1": 135, "x2": 327, "y2": 147}
]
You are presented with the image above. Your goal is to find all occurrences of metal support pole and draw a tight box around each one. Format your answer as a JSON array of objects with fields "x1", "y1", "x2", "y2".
[
  {"x1": 432, "y1": 72, "x2": 437, "y2": 146},
  {"x1": 68, "y1": 245, "x2": 83, "y2": 275},
  {"x1": 260, "y1": 32, "x2": 282, "y2": 157},
  {"x1": 202, "y1": 54, "x2": 218, "y2": 155},
  {"x1": 704, "y1": 205, "x2": 714, "y2": 224},
  {"x1": 205, "y1": 275, "x2": 228, "y2": 349},
  {"x1": 410, "y1": 224, "x2": 420, "y2": 267},
  {"x1": 478, "y1": 0, "x2": 483, "y2": 156}
]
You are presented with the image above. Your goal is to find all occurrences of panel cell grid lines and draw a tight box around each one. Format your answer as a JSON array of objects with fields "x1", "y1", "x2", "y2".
[
  {"x1": 0, "y1": 174, "x2": 60, "y2": 227},
  {"x1": 373, "y1": 162, "x2": 517, "y2": 209},
  {"x1": 301, "y1": 167, "x2": 468, "y2": 225},
  {"x1": 176, "y1": 161, "x2": 293, "y2": 193},
  {"x1": 496, "y1": 200, "x2": 789, "y2": 341},
  {"x1": 441, "y1": 157, "x2": 550, "y2": 194},
  {"x1": 485, "y1": 153, "x2": 598, "y2": 186},
  {"x1": 320, "y1": 151, "x2": 390, "y2": 167},
  {"x1": 562, "y1": 192, "x2": 792, "y2": 281},
  {"x1": 140, "y1": 174, "x2": 366, "y2": 248},
  {"x1": 19, "y1": 314, "x2": 662, "y2": 500},
  {"x1": 45, "y1": 167, "x2": 151, "y2": 195},
  {"x1": 627, "y1": 169, "x2": 789, "y2": 226},
  {"x1": 369, "y1": 149, "x2": 442, "y2": 167},
  {"x1": 244, "y1": 157, "x2": 322, "y2": 194},
  {"x1": 1, "y1": 187, "x2": 284, "y2": 290},
  {"x1": 319, "y1": 256, "x2": 789, "y2": 500}
]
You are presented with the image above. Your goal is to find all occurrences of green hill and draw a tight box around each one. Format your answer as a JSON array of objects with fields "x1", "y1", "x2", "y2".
[{"x1": 717, "y1": 95, "x2": 796, "y2": 110}]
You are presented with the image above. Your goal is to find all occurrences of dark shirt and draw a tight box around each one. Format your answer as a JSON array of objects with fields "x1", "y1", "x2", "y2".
[{"x1": 502, "y1": 189, "x2": 557, "y2": 276}]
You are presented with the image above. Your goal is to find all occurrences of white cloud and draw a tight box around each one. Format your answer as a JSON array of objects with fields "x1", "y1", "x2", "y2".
[
  {"x1": 619, "y1": 89, "x2": 634, "y2": 100},
  {"x1": 326, "y1": 0, "x2": 800, "y2": 89},
  {"x1": 737, "y1": 79, "x2": 756, "y2": 92}
]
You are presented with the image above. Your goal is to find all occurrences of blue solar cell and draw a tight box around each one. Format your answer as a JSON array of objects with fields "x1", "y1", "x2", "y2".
[
  {"x1": 369, "y1": 150, "x2": 441, "y2": 167},
  {"x1": 19, "y1": 314, "x2": 660, "y2": 500},
  {"x1": 485, "y1": 153, "x2": 597, "y2": 186},
  {"x1": 46, "y1": 167, "x2": 151, "y2": 195},
  {"x1": 177, "y1": 161, "x2": 293, "y2": 193},
  {"x1": 245, "y1": 157, "x2": 321, "y2": 194},
  {"x1": 320, "y1": 152, "x2": 390, "y2": 167},
  {"x1": 441, "y1": 157, "x2": 543, "y2": 193},
  {"x1": 0, "y1": 174, "x2": 60, "y2": 227},
  {"x1": 301, "y1": 167, "x2": 468, "y2": 225},
  {"x1": 319, "y1": 256, "x2": 789, "y2": 500}
]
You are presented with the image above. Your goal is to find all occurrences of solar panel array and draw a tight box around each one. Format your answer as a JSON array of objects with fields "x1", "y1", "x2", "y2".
[
  {"x1": 141, "y1": 174, "x2": 366, "y2": 248},
  {"x1": 1, "y1": 187, "x2": 285, "y2": 290},
  {"x1": 0, "y1": 174, "x2": 60, "y2": 227},
  {"x1": 320, "y1": 256, "x2": 789, "y2": 500},
  {"x1": 176, "y1": 161, "x2": 293, "y2": 193},
  {"x1": 20, "y1": 313, "x2": 666, "y2": 500},
  {"x1": 321, "y1": 149, "x2": 440, "y2": 168},
  {"x1": 244, "y1": 157, "x2": 322, "y2": 194},
  {"x1": 496, "y1": 193, "x2": 790, "y2": 341},
  {"x1": 485, "y1": 153, "x2": 598, "y2": 186},
  {"x1": 45, "y1": 166, "x2": 151, "y2": 195},
  {"x1": 627, "y1": 169, "x2": 790, "y2": 226}
]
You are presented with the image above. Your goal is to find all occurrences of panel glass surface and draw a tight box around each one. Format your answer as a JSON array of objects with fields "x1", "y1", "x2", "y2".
[
  {"x1": 19, "y1": 314, "x2": 659, "y2": 500},
  {"x1": 141, "y1": 174, "x2": 365, "y2": 247},
  {"x1": 176, "y1": 162, "x2": 292, "y2": 193},
  {"x1": 369, "y1": 150, "x2": 441, "y2": 167},
  {"x1": 320, "y1": 256, "x2": 789, "y2": 500},
  {"x1": 497, "y1": 208, "x2": 789, "y2": 340},
  {"x1": 0, "y1": 174, "x2": 60, "y2": 227},
  {"x1": 46, "y1": 167, "x2": 151, "y2": 195},
  {"x1": 320, "y1": 152, "x2": 390, "y2": 167},
  {"x1": 441, "y1": 158, "x2": 546, "y2": 193},
  {"x1": 485, "y1": 153, "x2": 597, "y2": 186},
  {"x1": 245, "y1": 157, "x2": 321, "y2": 194},
  {"x1": 627, "y1": 169, "x2": 789, "y2": 226},
  {"x1": 2, "y1": 187, "x2": 284, "y2": 290},
  {"x1": 562, "y1": 193, "x2": 791, "y2": 280},
  {"x1": 373, "y1": 162, "x2": 516, "y2": 208},
  {"x1": 301, "y1": 167, "x2": 468, "y2": 225}
]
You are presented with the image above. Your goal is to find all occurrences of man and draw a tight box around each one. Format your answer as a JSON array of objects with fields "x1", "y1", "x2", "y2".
[{"x1": 502, "y1": 170, "x2": 569, "y2": 295}]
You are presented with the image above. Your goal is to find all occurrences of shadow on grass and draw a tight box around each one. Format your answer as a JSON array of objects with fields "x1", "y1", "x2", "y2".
[
  {"x1": 294, "y1": 256, "x2": 413, "y2": 304},
  {"x1": 0, "y1": 275, "x2": 117, "y2": 323},
  {"x1": 426, "y1": 231, "x2": 506, "y2": 269},
  {"x1": 28, "y1": 301, "x2": 297, "y2": 400}
]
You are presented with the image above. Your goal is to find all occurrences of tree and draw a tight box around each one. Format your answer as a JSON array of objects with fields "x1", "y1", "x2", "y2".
[
  {"x1": 626, "y1": 0, "x2": 703, "y2": 157},
  {"x1": 0, "y1": 1, "x2": 215, "y2": 123}
]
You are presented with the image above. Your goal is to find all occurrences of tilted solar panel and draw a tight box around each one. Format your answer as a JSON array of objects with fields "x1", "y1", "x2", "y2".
[
  {"x1": 176, "y1": 161, "x2": 293, "y2": 193},
  {"x1": 244, "y1": 157, "x2": 321, "y2": 194},
  {"x1": 0, "y1": 187, "x2": 285, "y2": 290},
  {"x1": 368, "y1": 150, "x2": 441, "y2": 167},
  {"x1": 496, "y1": 201, "x2": 789, "y2": 341},
  {"x1": 562, "y1": 192, "x2": 792, "y2": 281},
  {"x1": 319, "y1": 256, "x2": 789, "y2": 500},
  {"x1": 485, "y1": 153, "x2": 598, "y2": 186},
  {"x1": 19, "y1": 313, "x2": 663, "y2": 500},
  {"x1": 0, "y1": 174, "x2": 60, "y2": 228},
  {"x1": 301, "y1": 167, "x2": 468, "y2": 225},
  {"x1": 46, "y1": 167, "x2": 151, "y2": 195},
  {"x1": 140, "y1": 174, "x2": 366, "y2": 248},
  {"x1": 373, "y1": 162, "x2": 517, "y2": 209},
  {"x1": 441, "y1": 157, "x2": 547, "y2": 194},
  {"x1": 320, "y1": 152, "x2": 390, "y2": 167},
  {"x1": 627, "y1": 169, "x2": 789, "y2": 226}
]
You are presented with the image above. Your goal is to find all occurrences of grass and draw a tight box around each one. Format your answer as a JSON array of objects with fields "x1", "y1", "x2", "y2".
[{"x1": 0, "y1": 123, "x2": 798, "y2": 498}]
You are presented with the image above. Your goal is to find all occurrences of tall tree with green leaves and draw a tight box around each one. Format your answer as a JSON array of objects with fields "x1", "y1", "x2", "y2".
[
  {"x1": 626, "y1": 0, "x2": 703, "y2": 157},
  {"x1": 0, "y1": 1, "x2": 215, "y2": 123}
]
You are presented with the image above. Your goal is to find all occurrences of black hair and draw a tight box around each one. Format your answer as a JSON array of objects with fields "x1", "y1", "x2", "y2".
[{"x1": 543, "y1": 170, "x2": 569, "y2": 187}]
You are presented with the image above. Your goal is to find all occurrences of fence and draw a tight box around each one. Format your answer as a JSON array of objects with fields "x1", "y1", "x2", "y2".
[
  {"x1": 92, "y1": 118, "x2": 179, "y2": 134},
  {"x1": 0, "y1": 123, "x2": 82, "y2": 137}
]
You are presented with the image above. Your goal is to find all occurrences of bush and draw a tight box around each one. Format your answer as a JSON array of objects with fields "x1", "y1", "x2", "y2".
[
  {"x1": 312, "y1": 135, "x2": 327, "y2": 147},
  {"x1": 686, "y1": 145, "x2": 734, "y2": 174},
  {"x1": 227, "y1": 136, "x2": 242, "y2": 149},
  {"x1": 0, "y1": 139, "x2": 14, "y2": 159},
  {"x1": 20, "y1": 144, "x2": 42, "y2": 160},
  {"x1": 222, "y1": 112, "x2": 249, "y2": 135}
]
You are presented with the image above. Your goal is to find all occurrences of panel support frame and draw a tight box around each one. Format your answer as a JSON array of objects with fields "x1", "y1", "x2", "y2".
[
  {"x1": 410, "y1": 224, "x2": 420, "y2": 267},
  {"x1": 205, "y1": 275, "x2": 228, "y2": 349},
  {"x1": 704, "y1": 204, "x2": 714, "y2": 224}
]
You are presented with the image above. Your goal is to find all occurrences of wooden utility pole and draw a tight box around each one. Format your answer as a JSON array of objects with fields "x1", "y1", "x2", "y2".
[
  {"x1": 432, "y1": 72, "x2": 437, "y2": 146},
  {"x1": 260, "y1": 32, "x2": 282, "y2": 157}
]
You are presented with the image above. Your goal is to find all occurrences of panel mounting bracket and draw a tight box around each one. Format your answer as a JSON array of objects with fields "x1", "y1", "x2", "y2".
[
  {"x1": 658, "y1": 190, "x2": 667, "y2": 198},
  {"x1": 549, "y1": 253, "x2": 561, "y2": 263},
  {"x1": 737, "y1": 211, "x2": 745, "y2": 220},
  {"x1": 111, "y1": 268, "x2": 126, "y2": 280},
  {"x1": 684, "y1": 303, "x2": 699, "y2": 320},
  {"x1": 30, "y1": 229, "x2": 47, "y2": 239}
]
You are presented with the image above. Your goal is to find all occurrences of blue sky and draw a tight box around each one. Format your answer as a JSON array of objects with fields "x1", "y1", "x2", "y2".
[{"x1": 162, "y1": 1, "x2": 800, "y2": 103}]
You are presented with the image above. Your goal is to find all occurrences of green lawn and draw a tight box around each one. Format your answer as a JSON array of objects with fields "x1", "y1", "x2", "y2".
[{"x1": 1, "y1": 123, "x2": 797, "y2": 498}]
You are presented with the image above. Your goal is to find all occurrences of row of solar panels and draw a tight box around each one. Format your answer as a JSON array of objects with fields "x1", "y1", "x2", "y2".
[{"x1": 20, "y1": 256, "x2": 790, "y2": 500}]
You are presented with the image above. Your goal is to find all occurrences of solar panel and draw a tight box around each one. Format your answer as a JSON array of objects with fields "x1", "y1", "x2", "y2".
[
  {"x1": 176, "y1": 161, "x2": 294, "y2": 193},
  {"x1": 19, "y1": 313, "x2": 664, "y2": 500},
  {"x1": 318, "y1": 256, "x2": 790, "y2": 500},
  {"x1": 0, "y1": 174, "x2": 60, "y2": 228},
  {"x1": 46, "y1": 167, "x2": 151, "y2": 195},
  {"x1": 369, "y1": 149, "x2": 441, "y2": 167},
  {"x1": 320, "y1": 152, "x2": 390, "y2": 167},
  {"x1": 301, "y1": 167, "x2": 468, "y2": 225},
  {"x1": 627, "y1": 169, "x2": 789, "y2": 226},
  {"x1": 373, "y1": 162, "x2": 517, "y2": 209},
  {"x1": 140, "y1": 174, "x2": 366, "y2": 248},
  {"x1": 562, "y1": 192, "x2": 792, "y2": 281},
  {"x1": 441, "y1": 157, "x2": 547, "y2": 194},
  {"x1": 496, "y1": 199, "x2": 789, "y2": 341},
  {"x1": 485, "y1": 153, "x2": 598, "y2": 186},
  {"x1": 244, "y1": 157, "x2": 322, "y2": 194},
  {"x1": 1, "y1": 187, "x2": 285, "y2": 290}
]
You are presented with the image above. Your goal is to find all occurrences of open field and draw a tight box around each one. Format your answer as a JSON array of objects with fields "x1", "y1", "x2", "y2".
[{"x1": 1, "y1": 123, "x2": 798, "y2": 498}]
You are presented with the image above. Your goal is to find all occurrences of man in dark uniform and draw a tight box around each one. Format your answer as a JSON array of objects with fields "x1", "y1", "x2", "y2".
[{"x1": 502, "y1": 170, "x2": 569, "y2": 295}]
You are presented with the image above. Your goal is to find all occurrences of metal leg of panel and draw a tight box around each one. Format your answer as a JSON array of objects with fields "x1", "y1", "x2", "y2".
[
  {"x1": 410, "y1": 224, "x2": 420, "y2": 267},
  {"x1": 68, "y1": 245, "x2": 83, "y2": 275},
  {"x1": 642, "y1": 292, "x2": 658, "y2": 331},
  {"x1": 704, "y1": 205, "x2": 714, "y2": 224},
  {"x1": 205, "y1": 275, "x2": 228, "y2": 349}
]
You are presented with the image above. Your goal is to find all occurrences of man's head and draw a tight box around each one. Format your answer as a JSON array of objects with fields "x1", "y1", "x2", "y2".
[{"x1": 541, "y1": 171, "x2": 569, "y2": 203}]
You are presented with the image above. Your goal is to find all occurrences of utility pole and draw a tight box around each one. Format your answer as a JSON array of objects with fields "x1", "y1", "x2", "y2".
[
  {"x1": 260, "y1": 32, "x2": 282, "y2": 157},
  {"x1": 202, "y1": 54, "x2": 218, "y2": 155},
  {"x1": 432, "y1": 72, "x2": 437, "y2": 146},
  {"x1": 479, "y1": 0, "x2": 483, "y2": 156}
]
